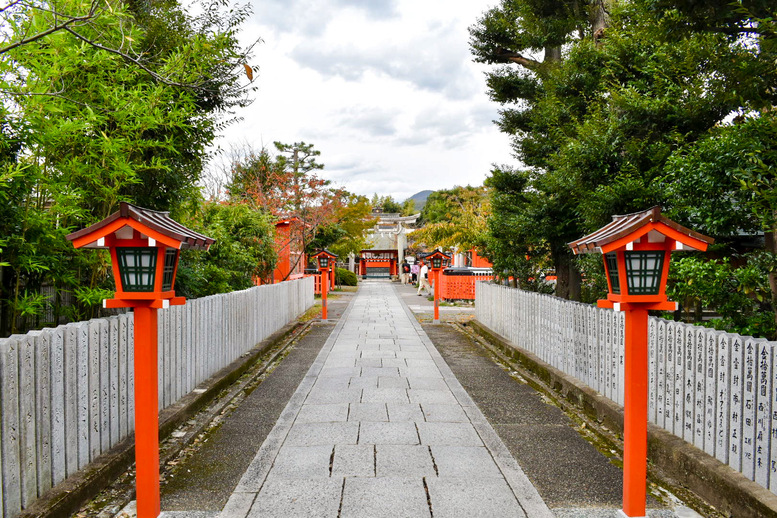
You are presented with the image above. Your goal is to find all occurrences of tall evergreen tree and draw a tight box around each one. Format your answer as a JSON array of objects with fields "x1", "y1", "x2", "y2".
[{"x1": 470, "y1": 0, "x2": 613, "y2": 299}]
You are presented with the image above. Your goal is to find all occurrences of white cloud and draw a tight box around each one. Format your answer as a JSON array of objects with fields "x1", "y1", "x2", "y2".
[{"x1": 213, "y1": 0, "x2": 516, "y2": 201}]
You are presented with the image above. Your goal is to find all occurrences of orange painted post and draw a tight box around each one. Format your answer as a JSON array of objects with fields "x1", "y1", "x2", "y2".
[
  {"x1": 622, "y1": 307, "x2": 649, "y2": 517},
  {"x1": 433, "y1": 268, "x2": 440, "y2": 323},
  {"x1": 133, "y1": 306, "x2": 160, "y2": 518},
  {"x1": 322, "y1": 268, "x2": 329, "y2": 321}
]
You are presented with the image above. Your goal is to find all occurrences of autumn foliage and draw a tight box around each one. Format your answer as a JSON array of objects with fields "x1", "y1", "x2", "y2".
[{"x1": 225, "y1": 141, "x2": 372, "y2": 279}]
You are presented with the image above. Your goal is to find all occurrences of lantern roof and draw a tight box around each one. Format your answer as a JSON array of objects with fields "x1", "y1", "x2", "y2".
[
  {"x1": 311, "y1": 249, "x2": 338, "y2": 259},
  {"x1": 568, "y1": 206, "x2": 713, "y2": 255},
  {"x1": 425, "y1": 249, "x2": 451, "y2": 259},
  {"x1": 67, "y1": 202, "x2": 214, "y2": 251}
]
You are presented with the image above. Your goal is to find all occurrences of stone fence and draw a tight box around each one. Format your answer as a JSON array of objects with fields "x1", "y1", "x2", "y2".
[
  {"x1": 475, "y1": 282, "x2": 777, "y2": 495},
  {"x1": 0, "y1": 277, "x2": 314, "y2": 517}
]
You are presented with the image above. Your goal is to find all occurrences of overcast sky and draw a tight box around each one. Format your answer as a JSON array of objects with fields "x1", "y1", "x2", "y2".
[{"x1": 214, "y1": 0, "x2": 515, "y2": 202}]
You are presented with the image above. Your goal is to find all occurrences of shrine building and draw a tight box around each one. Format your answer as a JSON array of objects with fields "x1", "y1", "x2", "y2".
[{"x1": 358, "y1": 210, "x2": 419, "y2": 279}]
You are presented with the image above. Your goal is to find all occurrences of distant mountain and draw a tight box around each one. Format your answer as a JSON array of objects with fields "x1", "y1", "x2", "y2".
[{"x1": 404, "y1": 190, "x2": 433, "y2": 212}]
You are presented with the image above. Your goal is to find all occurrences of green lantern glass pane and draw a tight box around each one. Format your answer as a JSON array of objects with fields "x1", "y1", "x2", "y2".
[
  {"x1": 624, "y1": 251, "x2": 665, "y2": 295},
  {"x1": 162, "y1": 249, "x2": 178, "y2": 291},
  {"x1": 605, "y1": 252, "x2": 620, "y2": 295},
  {"x1": 432, "y1": 258, "x2": 442, "y2": 269},
  {"x1": 116, "y1": 248, "x2": 157, "y2": 292},
  {"x1": 318, "y1": 256, "x2": 329, "y2": 268}
]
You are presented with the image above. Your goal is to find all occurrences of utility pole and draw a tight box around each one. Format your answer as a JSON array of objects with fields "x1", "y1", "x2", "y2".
[{"x1": 293, "y1": 147, "x2": 300, "y2": 214}]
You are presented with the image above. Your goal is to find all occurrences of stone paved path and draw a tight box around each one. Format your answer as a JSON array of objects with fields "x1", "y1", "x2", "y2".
[{"x1": 218, "y1": 281, "x2": 553, "y2": 518}]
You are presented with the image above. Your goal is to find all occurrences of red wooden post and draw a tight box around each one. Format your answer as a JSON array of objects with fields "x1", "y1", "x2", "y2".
[
  {"x1": 133, "y1": 306, "x2": 160, "y2": 518},
  {"x1": 433, "y1": 268, "x2": 440, "y2": 323},
  {"x1": 622, "y1": 307, "x2": 649, "y2": 517},
  {"x1": 322, "y1": 267, "x2": 329, "y2": 321}
]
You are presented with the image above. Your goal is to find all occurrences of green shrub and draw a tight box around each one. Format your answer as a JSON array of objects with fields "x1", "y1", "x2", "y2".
[
  {"x1": 336, "y1": 267, "x2": 358, "y2": 286},
  {"x1": 665, "y1": 253, "x2": 776, "y2": 340}
]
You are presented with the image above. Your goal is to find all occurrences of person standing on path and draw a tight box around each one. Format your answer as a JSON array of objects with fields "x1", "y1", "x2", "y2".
[
  {"x1": 410, "y1": 262, "x2": 419, "y2": 285},
  {"x1": 401, "y1": 261, "x2": 411, "y2": 284},
  {"x1": 417, "y1": 261, "x2": 431, "y2": 296}
]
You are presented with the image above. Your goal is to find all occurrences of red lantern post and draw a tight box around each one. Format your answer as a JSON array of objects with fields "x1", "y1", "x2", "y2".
[
  {"x1": 67, "y1": 203, "x2": 214, "y2": 518},
  {"x1": 312, "y1": 249, "x2": 337, "y2": 322},
  {"x1": 426, "y1": 250, "x2": 450, "y2": 324},
  {"x1": 569, "y1": 207, "x2": 712, "y2": 518}
]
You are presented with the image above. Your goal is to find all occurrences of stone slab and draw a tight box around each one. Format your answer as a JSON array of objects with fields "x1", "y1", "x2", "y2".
[
  {"x1": 421, "y1": 404, "x2": 469, "y2": 423},
  {"x1": 408, "y1": 389, "x2": 459, "y2": 405},
  {"x1": 304, "y1": 387, "x2": 362, "y2": 405},
  {"x1": 430, "y1": 446, "x2": 504, "y2": 478},
  {"x1": 295, "y1": 404, "x2": 349, "y2": 423},
  {"x1": 416, "y1": 422, "x2": 484, "y2": 446},
  {"x1": 381, "y1": 358, "x2": 408, "y2": 368},
  {"x1": 386, "y1": 403, "x2": 425, "y2": 422},
  {"x1": 247, "y1": 478, "x2": 342, "y2": 518},
  {"x1": 361, "y1": 387, "x2": 410, "y2": 404},
  {"x1": 354, "y1": 358, "x2": 382, "y2": 368},
  {"x1": 317, "y1": 366, "x2": 361, "y2": 378},
  {"x1": 401, "y1": 366, "x2": 443, "y2": 379},
  {"x1": 264, "y1": 445, "x2": 332, "y2": 479},
  {"x1": 283, "y1": 422, "x2": 359, "y2": 447},
  {"x1": 348, "y1": 403, "x2": 389, "y2": 422},
  {"x1": 375, "y1": 444, "x2": 435, "y2": 477},
  {"x1": 361, "y1": 366, "x2": 401, "y2": 378},
  {"x1": 360, "y1": 350, "x2": 397, "y2": 359},
  {"x1": 359, "y1": 421, "x2": 420, "y2": 445},
  {"x1": 331, "y1": 444, "x2": 375, "y2": 477},
  {"x1": 425, "y1": 478, "x2": 527, "y2": 518},
  {"x1": 347, "y1": 376, "x2": 378, "y2": 390},
  {"x1": 378, "y1": 376, "x2": 409, "y2": 389},
  {"x1": 407, "y1": 377, "x2": 449, "y2": 391},
  {"x1": 340, "y1": 477, "x2": 431, "y2": 518}
]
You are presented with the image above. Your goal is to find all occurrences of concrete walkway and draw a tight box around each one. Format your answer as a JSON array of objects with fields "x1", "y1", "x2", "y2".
[{"x1": 218, "y1": 281, "x2": 553, "y2": 518}]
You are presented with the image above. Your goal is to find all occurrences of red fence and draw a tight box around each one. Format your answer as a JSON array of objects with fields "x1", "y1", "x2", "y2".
[
  {"x1": 294, "y1": 270, "x2": 336, "y2": 294},
  {"x1": 439, "y1": 269, "x2": 494, "y2": 300}
]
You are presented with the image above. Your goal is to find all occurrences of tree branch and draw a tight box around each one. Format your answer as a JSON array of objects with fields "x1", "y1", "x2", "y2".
[
  {"x1": 0, "y1": 0, "x2": 25, "y2": 14},
  {"x1": 63, "y1": 26, "x2": 201, "y2": 89},
  {"x1": 2, "y1": 2, "x2": 254, "y2": 94},
  {"x1": 494, "y1": 48, "x2": 542, "y2": 70},
  {"x1": 0, "y1": 11, "x2": 95, "y2": 54}
]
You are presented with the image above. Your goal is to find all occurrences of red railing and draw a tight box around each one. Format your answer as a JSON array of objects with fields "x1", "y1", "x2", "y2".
[
  {"x1": 301, "y1": 270, "x2": 335, "y2": 294},
  {"x1": 439, "y1": 271, "x2": 494, "y2": 300}
]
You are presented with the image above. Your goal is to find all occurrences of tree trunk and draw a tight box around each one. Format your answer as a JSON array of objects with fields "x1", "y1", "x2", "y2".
[
  {"x1": 544, "y1": 46, "x2": 561, "y2": 63},
  {"x1": 553, "y1": 247, "x2": 582, "y2": 301},
  {"x1": 590, "y1": 0, "x2": 615, "y2": 45},
  {"x1": 0, "y1": 265, "x2": 8, "y2": 337},
  {"x1": 766, "y1": 226, "x2": 777, "y2": 338}
]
